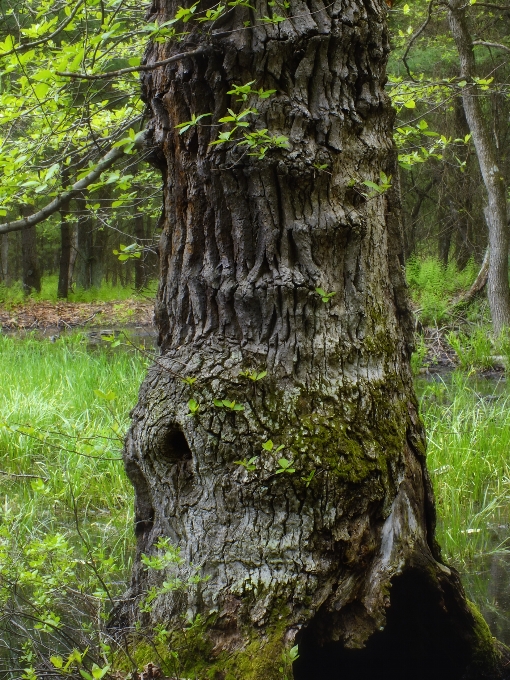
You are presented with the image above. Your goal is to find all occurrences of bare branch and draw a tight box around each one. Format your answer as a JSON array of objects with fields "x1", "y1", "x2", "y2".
[
  {"x1": 0, "y1": 131, "x2": 148, "y2": 236},
  {"x1": 0, "y1": 0, "x2": 85, "y2": 59},
  {"x1": 56, "y1": 47, "x2": 207, "y2": 81},
  {"x1": 0, "y1": 470, "x2": 49, "y2": 481},
  {"x1": 403, "y1": 0, "x2": 437, "y2": 82},
  {"x1": 472, "y1": 40, "x2": 510, "y2": 52},
  {"x1": 469, "y1": 2, "x2": 510, "y2": 9}
]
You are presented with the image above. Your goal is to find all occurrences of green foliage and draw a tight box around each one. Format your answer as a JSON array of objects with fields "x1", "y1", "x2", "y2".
[
  {"x1": 187, "y1": 398, "x2": 200, "y2": 415},
  {"x1": 315, "y1": 287, "x2": 336, "y2": 303},
  {"x1": 213, "y1": 398, "x2": 245, "y2": 411},
  {"x1": 411, "y1": 334, "x2": 428, "y2": 375},
  {"x1": 240, "y1": 369, "x2": 267, "y2": 381},
  {"x1": 275, "y1": 458, "x2": 295, "y2": 474},
  {"x1": 362, "y1": 171, "x2": 392, "y2": 197},
  {"x1": 406, "y1": 256, "x2": 478, "y2": 325},
  {"x1": 113, "y1": 243, "x2": 143, "y2": 261},
  {"x1": 278, "y1": 645, "x2": 299, "y2": 680},
  {"x1": 261, "y1": 440, "x2": 284, "y2": 453},
  {"x1": 234, "y1": 456, "x2": 258, "y2": 471}
]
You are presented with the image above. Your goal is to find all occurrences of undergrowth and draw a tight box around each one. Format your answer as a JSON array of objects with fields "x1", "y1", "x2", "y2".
[{"x1": 406, "y1": 256, "x2": 480, "y2": 326}]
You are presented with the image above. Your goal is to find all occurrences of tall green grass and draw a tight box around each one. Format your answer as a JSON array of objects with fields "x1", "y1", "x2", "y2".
[
  {"x1": 0, "y1": 335, "x2": 150, "y2": 672},
  {"x1": 0, "y1": 276, "x2": 157, "y2": 306},
  {"x1": 419, "y1": 371, "x2": 510, "y2": 565}
]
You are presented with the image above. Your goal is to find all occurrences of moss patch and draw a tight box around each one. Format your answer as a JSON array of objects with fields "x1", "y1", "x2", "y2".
[{"x1": 466, "y1": 600, "x2": 501, "y2": 673}]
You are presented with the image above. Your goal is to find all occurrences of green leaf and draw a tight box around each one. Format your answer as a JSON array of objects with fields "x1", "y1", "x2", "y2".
[
  {"x1": 188, "y1": 398, "x2": 200, "y2": 414},
  {"x1": 94, "y1": 389, "x2": 117, "y2": 401},
  {"x1": 91, "y1": 664, "x2": 110, "y2": 680},
  {"x1": 50, "y1": 657, "x2": 63, "y2": 669}
]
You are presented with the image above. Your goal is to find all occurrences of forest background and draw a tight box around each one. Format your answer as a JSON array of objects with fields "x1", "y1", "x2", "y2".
[{"x1": 1, "y1": 0, "x2": 510, "y2": 677}]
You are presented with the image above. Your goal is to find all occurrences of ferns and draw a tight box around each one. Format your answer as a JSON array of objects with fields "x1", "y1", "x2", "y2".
[{"x1": 406, "y1": 256, "x2": 478, "y2": 325}]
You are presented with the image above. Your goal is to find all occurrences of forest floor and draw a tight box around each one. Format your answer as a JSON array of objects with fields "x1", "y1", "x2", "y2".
[{"x1": 0, "y1": 298, "x2": 154, "y2": 330}]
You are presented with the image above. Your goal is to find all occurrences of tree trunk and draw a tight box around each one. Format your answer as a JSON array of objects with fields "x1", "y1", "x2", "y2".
[
  {"x1": 75, "y1": 194, "x2": 93, "y2": 290},
  {"x1": 119, "y1": 1, "x2": 505, "y2": 677},
  {"x1": 57, "y1": 182, "x2": 72, "y2": 299},
  {"x1": 447, "y1": 0, "x2": 510, "y2": 336},
  {"x1": 134, "y1": 210, "x2": 145, "y2": 290},
  {"x1": 20, "y1": 207, "x2": 41, "y2": 294},
  {"x1": 0, "y1": 233, "x2": 9, "y2": 285},
  {"x1": 91, "y1": 225, "x2": 107, "y2": 289}
]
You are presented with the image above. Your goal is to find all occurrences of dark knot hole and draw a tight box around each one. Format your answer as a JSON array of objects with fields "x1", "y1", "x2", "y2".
[{"x1": 162, "y1": 428, "x2": 192, "y2": 463}]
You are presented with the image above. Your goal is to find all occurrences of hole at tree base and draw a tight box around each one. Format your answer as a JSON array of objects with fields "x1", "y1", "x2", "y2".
[
  {"x1": 161, "y1": 428, "x2": 192, "y2": 463},
  {"x1": 293, "y1": 569, "x2": 473, "y2": 680}
]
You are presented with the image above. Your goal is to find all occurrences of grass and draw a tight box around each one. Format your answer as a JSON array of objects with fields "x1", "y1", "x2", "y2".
[
  {"x1": 0, "y1": 275, "x2": 157, "y2": 306},
  {"x1": 0, "y1": 334, "x2": 151, "y2": 672},
  {"x1": 419, "y1": 371, "x2": 510, "y2": 565}
]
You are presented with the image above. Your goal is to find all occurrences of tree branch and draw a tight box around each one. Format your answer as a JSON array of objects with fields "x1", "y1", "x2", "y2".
[
  {"x1": 472, "y1": 40, "x2": 510, "y2": 52},
  {"x1": 402, "y1": 0, "x2": 437, "y2": 82},
  {"x1": 0, "y1": 0, "x2": 85, "y2": 59},
  {"x1": 470, "y1": 2, "x2": 510, "y2": 9},
  {"x1": 0, "y1": 131, "x2": 148, "y2": 236},
  {"x1": 56, "y1": 47, "x2": 207, "y2": 80}
]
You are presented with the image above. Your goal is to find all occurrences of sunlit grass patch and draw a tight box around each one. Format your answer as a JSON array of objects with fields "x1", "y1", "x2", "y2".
[{"x1": 0, "y1": 275, "x2": 157, "y2": 306}]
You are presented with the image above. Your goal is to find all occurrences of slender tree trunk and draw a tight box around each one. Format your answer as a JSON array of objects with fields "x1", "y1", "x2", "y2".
[
  {"x1": 57, "y1": 216, "x2": 71, "y2": 299},
  {"x1": 57, "y1": 172, "x2": 72, "y2": 299},
  {"x1": 447, "y1": 0, "x2": 510, "y2": 335},
  {"x1": 134, "y1": 210, "x2": 145, "y2": 290},
  {"x1": 90, "y1": 225, "x2": 107, "y2": 289},
  {"x1": 0, "y1": 233, "x2": 8, "y2": 285},
  {"x1": 117, "y1": 1, "x2": 506, "y2": 677},
  {"x1": 75, "y1": 194, "x2": 93, "y2": 289},
  {"x1": 68, "y1": 222, "x2": 78, "y2": 288},
  {"x1": 20, "y1": 206, "x2": 41, "y2": 294}
]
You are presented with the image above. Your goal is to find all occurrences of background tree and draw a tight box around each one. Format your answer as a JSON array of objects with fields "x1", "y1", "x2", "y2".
[{"x1": 388, "y1": 0, "x2": 510, "y2": 326}]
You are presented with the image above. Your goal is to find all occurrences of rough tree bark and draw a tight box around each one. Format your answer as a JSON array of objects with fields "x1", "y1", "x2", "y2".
[
  {"x1": 447, "y1": 0, "x2": 510, "y2": 336},
  {"x1": 120, "y1": 0, "x2": 506, "y2": 678}
]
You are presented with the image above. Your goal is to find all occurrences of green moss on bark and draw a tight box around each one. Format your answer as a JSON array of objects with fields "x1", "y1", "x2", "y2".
[{"x1": 466, "y1": 600, "x2": 501, "y2": 673}]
